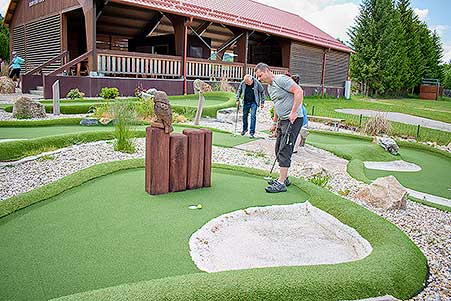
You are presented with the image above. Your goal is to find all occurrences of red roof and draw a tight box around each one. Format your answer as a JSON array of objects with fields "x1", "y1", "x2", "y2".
[{"x1": 113, "y1": 0, "x2": 351, "y2": 53}]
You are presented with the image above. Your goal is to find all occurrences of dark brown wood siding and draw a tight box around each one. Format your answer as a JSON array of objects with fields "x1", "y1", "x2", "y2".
[
  {"x1": 324, "y1": 50, "x2": 349, "y2": 87},
  {"x1": 11, "y1": 14, "x2": 62, "y2": 72},
  {"x1": 289, "y1": 42, "x2": 324, "y2": 86},
  {"x1": 10, "y1": 0, "x2": 79, "y2": 28}
]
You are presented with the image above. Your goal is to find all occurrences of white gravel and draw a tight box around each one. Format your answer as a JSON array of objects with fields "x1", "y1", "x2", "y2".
[
  {"x1": 0, "y1": 109, "x2": 87, "y2": 121},
  {"x1": 364, "y1": 160, "x2": 422, "y2": 172}
]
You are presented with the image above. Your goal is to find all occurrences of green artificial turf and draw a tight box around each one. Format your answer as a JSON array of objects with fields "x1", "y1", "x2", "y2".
[
  {"x1": 3, "y1": 92, "x2": 235, "y2": 117},
  {"x1": 0, "y1": 162, "x2": 426, "y2": 301},
  {"x1": 306, "y1": 131, "x2": 451, "y2": 201},
  {"x1": 0, "y1": 125, "x2": 251, "y2": 161},
  {"x1": 364, "y1": 147, "x2": 451, "y2": 199},
  {"x1": 0, "y1": 125, "x2": 145, "y2": 139},
  {"x1": 301, "y1": 96, "x2": 451, "y2": 145}
]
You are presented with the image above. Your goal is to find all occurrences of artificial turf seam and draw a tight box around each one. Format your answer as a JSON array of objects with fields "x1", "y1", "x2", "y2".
[{"x1": 1, "y1": 161, "x2": 427, "y2": 300}]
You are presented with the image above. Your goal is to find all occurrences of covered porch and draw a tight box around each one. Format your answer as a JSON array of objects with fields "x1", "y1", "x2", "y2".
[{"x1": 24, "y1": 1, "x2": 290, "y2": 97}]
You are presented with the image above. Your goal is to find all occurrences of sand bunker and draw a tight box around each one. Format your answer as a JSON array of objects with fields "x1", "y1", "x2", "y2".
[
  {"x1": 189, "y1": 202, "x2": 372, "y2": 272},
  {"x1": 364, "y1": 160, "x2": 421, "y2": 172}
]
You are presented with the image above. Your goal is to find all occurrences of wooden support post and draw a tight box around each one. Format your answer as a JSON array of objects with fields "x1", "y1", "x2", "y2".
[
  {"x1": 200, "y1": 129, "x2": 212, "y2": 187},
  {"x1": 183, "y1": 129, "x2": 205, "y2": 189},
  {"x1": 194, "y1": 93, "x2": 205, "y2": 125},
  {"x1": 169, "y1": 133, "x2": 188, "y2": 192},
  {"x1": 145, "y1": 126, "x2": 170, "y2": 195}
]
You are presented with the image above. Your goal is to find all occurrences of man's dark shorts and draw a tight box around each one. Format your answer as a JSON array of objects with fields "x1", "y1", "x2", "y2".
[
  {"x1": 9, "y1": 68, "x2": 21, "y2": 78},
  {"x1": 275, "y1": 117, "x2": 303, "y2": 168}
]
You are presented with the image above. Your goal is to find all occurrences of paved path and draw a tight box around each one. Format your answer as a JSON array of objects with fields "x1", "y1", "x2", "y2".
[{"x1": 335, "y1": 109, "x2": 451, "y2": 132}]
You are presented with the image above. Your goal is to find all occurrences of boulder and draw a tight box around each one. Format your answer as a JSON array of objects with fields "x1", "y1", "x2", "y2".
[
  {"x1": 80, "y1": 118, "x2": 99, "y2": 126},
  {"x1": 376, "y1": 136, "x2": 399, "y2": 155},
  {"x1": 300, "y1": 161, "x2": 329, "y2": 178},
  {"x1": 0, "y1": 76, "x2": 16, "y2": 94},
  {"x1": 12, "y1": 97, "x2": 47, "y2": 119},
  {"x1": 216, "y1": 108, "x2": 242, "y2": 124},
  {"x1": 355, "y1": 176, "x2": 407, "y2": 210}
]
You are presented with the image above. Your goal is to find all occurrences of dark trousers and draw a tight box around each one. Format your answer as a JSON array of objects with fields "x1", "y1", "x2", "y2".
[
  {"x1": 242, "y1": 101, "x2": 258, "y2": 135},
  {"x1": 275, "y1": 118, "x2": 303, "y2": 167}
]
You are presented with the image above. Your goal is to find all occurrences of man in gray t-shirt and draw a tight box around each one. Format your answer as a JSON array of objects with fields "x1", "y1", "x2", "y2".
[{"x1": 255, "y1": 63, "x2": 304, "y2": 193}]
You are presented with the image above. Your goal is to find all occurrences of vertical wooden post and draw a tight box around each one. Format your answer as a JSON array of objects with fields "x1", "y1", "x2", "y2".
[
  {"x1": 183, "y1": 129, "x2": 205, "y2": 189},
  {"x1": 145, "y1": 126, "x2": 170, "y2": 195},
  {"x1": 194, "y1": 93, "x2": 205, "y2": 125},
  {"x1": 321, "y1": 49, "x2": 328, "y2": 96},
  {"x1": 52, "y1": 80, "x2": 60, "y2": 115},
  {"x1": 200, "y1": 129, "x2": 212, "y2": 187},
  {"x1": 169, "y1": 133, "x2": 188, "y2": 192}
]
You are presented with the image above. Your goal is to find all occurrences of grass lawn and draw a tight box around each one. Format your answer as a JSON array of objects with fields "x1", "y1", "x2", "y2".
[
  {"x1": 0, "y1": 163, "x2": 426, "y2": 300},
  {"x1": 306, "y1": 131, "x2": 451, "y2": 200},
  {"x1": 302, "y1": 95, "x2": 451, "y2": 145}
]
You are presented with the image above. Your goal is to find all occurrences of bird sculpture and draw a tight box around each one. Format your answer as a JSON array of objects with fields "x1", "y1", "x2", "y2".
[
  {"x1": 141, "y1": 89, "x2": 173, "y2": 134},
  {"x1": 193, "y1": 79, "x2": 212, "y2": 94}
]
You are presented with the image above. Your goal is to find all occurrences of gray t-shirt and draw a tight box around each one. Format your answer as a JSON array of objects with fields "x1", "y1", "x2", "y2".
[{"x1": 268, "y1": 75, "x2": 302, "y2": 120}]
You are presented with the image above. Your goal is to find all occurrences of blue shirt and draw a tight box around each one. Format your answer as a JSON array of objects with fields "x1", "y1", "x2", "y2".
[
  {"x1": 11, "y1": 56, "x2": 25, "y2": 70},
  {"x1": 302, "y1": 105, "x2": 308, "y2": 126}
]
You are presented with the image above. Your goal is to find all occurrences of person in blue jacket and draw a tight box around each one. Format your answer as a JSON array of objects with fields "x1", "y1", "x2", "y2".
[{"x1": 9, "y1": 51, "x2": 25, "y2": 88}]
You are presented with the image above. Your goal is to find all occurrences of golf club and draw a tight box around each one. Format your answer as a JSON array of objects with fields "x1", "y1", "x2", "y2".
[{"x1": 264, "y1": 122, "x2": 293, "y2": 181}]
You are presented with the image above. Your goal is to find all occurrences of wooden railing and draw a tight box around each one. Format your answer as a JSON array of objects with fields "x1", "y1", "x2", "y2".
[
  {"x1": 97, "y1": 50, "x2": 182, "y2": 77},
  {"x1": 25, "y1": 51, "x2": 69, "y2": 76},
  {"x1": 47, "y1": 50, "x2": 93, "y2": 77},
  {"x1": 95, "y1": 50, "x2": 288, "y2": 80},
  {"x1": 186, "y1": 58, "x2": 243, "y2": 80},
  {"x1": 247, "y1": 64, "x2": 289, "y2": 77}
]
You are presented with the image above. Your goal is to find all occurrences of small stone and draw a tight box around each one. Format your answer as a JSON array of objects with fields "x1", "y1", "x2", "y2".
[{"x1": 80, "y1": 118, "x2": 99, "y2": 126}]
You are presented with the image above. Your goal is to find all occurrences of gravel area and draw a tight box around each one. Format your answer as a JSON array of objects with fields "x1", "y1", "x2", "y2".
[
  {"x1": 0, "y1": 110, "x2": 450, "y2": 299},
  {"x1": 0, "y1": 109, "x2": 87, "y2": 121}
]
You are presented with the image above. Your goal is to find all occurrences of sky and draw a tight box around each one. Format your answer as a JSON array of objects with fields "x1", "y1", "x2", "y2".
[{"x1": 0, "y1": 0, "x2": 450, "y2": 62}]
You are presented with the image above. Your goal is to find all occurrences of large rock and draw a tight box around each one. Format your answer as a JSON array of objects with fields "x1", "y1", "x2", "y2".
[
  {"x1": 0, "y1": 76, "x2": 16, "y2": 94},
  {"x1": 376, "y1": 136, "x2": 399, "y2": 155},
  {"x1": 80, "y1": 118, "x2": 99, "y2": 126},
  {"x1": 299, "y1": 161, "x2": 329, "y2": 178},
  {"x1": 12, "y1": 97, "x2": 47, "y2": 119},
  {"x1": 355, "y1": 176, "x2": 407, "y2": 210},
  {"x1": 216, "y1": 108, "x2": 242, "y2": 124}
]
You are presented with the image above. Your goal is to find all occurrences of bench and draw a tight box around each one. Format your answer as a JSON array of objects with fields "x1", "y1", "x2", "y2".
[{"x1": 307, "y1": 115, "x2": 345, "y2": 131}]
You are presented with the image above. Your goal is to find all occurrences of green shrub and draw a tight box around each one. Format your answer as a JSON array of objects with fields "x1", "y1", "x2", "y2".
[
  {"x1": 135, "y1": 98, "x2": 155, "y2": 120},
  {"x1": 308, "y1": 174, "x2": 330, "y2": 187},
  {"x1": 100, "y1": 87, "x2": 120, "y2": 99},
  {"x1": 92, "y1": 103, "x2": 111, "y2": 119},
  {"x1": 112, "y1": 100, "x2": 136, "y2": 153},
  {"x1": 66, "y1": 88, "x2": 85, "y2": 100}
]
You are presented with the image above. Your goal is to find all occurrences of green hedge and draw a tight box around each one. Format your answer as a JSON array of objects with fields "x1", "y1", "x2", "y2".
[{"x1": 0, "y1": 161, "x2": 427, "y2": 300}]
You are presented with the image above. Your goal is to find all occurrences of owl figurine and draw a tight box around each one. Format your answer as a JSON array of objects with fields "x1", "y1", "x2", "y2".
[{"x1": 153, "y1": 90, "x2": 173, "y2": 134}]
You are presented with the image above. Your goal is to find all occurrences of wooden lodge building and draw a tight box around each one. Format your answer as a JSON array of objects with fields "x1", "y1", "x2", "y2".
[{"x1": 3, "y1": 0, "x2": 352, "y2": 98}]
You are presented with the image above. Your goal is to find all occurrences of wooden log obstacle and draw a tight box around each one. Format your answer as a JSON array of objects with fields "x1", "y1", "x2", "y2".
[{"x1": 145, "y1": 125, "x2": 212, "y2": 195}]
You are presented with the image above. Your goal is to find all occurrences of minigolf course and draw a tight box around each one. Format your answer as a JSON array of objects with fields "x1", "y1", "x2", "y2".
[{"x1": 0, "y1": 161, "x2": 427, "y2": 300}]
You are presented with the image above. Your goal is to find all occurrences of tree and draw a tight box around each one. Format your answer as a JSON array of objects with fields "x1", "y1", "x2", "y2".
[
  {"x1": 397, "y1": 0, "x2": 424, "y2": 92},
  {"x1": 0, "y1": 14, "x2": 9, "y2": 62},
  {"x1": 443, "y1": 63, "x2": 451, "y2": 89}
]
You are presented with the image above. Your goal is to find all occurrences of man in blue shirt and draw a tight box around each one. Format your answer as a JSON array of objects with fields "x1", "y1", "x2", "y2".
[
  {"x1": 9, "y1": 51, "x2": 25, "y2": 88},
  {"x1": 236, "y1": 74, "x2": 266, "y2": 138}
]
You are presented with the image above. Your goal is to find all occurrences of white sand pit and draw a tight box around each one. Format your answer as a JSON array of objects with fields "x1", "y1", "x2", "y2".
[
  {"x1": 364, "y1": 160, "x2": 421, "y2": 172},
  {"x1": 189, "y1": 202, "x2": 372, "y2": 273}
]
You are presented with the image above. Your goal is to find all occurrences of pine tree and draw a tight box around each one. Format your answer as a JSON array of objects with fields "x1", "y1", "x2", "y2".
[{"x1": 397, "y1": 0, "x2": 424, "y2": 93}]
